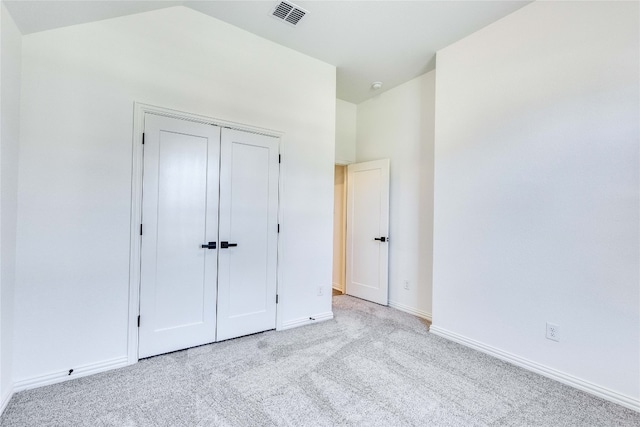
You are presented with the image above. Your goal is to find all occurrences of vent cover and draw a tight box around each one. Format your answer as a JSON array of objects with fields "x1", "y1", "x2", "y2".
[{"x1": 271, "y1": 1, "x2": 308, "y2": 26}]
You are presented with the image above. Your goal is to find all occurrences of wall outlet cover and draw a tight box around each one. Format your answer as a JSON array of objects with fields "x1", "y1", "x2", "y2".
[{"x1": 546, "y1": 322, "x2": 560, "y2": 342}]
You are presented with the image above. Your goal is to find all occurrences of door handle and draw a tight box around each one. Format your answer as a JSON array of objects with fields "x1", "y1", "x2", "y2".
[
  {"x1": 220, "y1": 241, "x2": 238, "y2": 249},
  {"x1": 201, "y1": 242, "x2": 217, "y2": 249},
  {"x1": 374, "y1": 237, "x2": 388, "y2": 242}
]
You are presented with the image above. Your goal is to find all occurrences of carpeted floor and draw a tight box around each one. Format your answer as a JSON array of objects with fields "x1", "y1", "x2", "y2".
[{"x1": 1, "y1": 295, "x2": 638, "y2": 426}]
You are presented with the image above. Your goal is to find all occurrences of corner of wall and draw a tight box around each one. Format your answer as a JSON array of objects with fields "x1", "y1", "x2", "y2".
[
  {"x1": 0, "y1": 1, "x2": 4, "y2": 413},
  {"x1": 335, "y1": 99, "x2": 356, "y2": 164},
  {"x1": 0, "y1": 1, "x2": 22, "y2": 413},
  {"x1": 0, "y1": 385, "x2": 13, "y2": 416},
  {"x1": 354, "y1": 73, "x2": 436, "y2": 319}
]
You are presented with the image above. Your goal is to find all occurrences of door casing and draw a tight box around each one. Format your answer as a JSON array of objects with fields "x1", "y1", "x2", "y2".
[{"x1": 128, "y1": 102, "x2": 284, "y2": 364}]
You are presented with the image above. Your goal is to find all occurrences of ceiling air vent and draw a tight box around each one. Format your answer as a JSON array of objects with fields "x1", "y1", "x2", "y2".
[{"x1": 271, "y1": 1, "x2": 308, "y2": 26}]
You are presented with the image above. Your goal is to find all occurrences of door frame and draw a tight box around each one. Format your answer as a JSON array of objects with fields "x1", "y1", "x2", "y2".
[
  {"x1": 332, "y1": 163, "x2": 349, "y2": 293},
  {"x1": 127, "y1": 102, "x2": 284, "y2": 365}
]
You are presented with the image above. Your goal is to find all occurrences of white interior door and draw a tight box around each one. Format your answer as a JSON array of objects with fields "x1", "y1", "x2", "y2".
[
  {"x1": 138, "y1": 114, "x2": 220, "y2": 358},
  {"x1": 346, "y1": 159, "x2": 390, "y2": 305},
  {"x1": 217, "y1": 128, "x2": 279, "y2": 341}
]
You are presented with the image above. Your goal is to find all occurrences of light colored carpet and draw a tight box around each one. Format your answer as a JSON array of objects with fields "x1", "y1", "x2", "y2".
[{"x1": 1, "y1": 295, "x2": 638, "y2": 426}]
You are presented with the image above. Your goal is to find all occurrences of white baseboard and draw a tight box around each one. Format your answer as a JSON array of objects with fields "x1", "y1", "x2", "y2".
[
  {"x1": 13, "y1": 356, "x2": 129, "y2": 392},
  {"x1": 430, "y1": 325, "x2": 640, "y2": 412},
  {"x1": 332, "y1": 283, "x2": 343, "y2": 292},
  {"x1": 388, "y1": 300, "x2": 432, "y2": 322},
  {"x1": 279, "y1": 311, "x2": 334, "y2": 331},
  {"x1": 0, "y1": 387, "x2": 13, "y2": 416}
]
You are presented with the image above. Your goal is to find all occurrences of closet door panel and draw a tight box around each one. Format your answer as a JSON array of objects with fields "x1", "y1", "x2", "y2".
[
  {"x1": 217, "y1": 128, "x2": 279, "y2": 341},
  {"x1": 138, "y1": 114, "x2": 220, "y2": 358}
]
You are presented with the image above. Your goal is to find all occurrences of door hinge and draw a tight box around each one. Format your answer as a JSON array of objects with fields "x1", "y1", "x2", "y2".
[
  {"x1": 142, "y1": 133, "x2": 145, "y2": 144},
  {"x1": 137, "y1": 315, "x2": 140, "y2": 327},
  {"x1": 276, "y1": 294, "x2": 279, "y2": 304},
  {"x1": 279, "y1": 154, "x2": 281, "y2": 164},
  {"x1": 140, "y1": 224, "x2": 143, "y2": 236},
  {"x1": 277, "y1": 224, "x2": 280, "y2": 233}
]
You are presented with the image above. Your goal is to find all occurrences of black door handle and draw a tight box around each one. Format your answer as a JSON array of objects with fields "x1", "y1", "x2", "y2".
[
  {"x1": 374, "y1": 237, "x2": 388, "y2": 242},
  {"x1": 220, "y1": 241, "x2": 238, "y2": 249},
  {"x1": 201, "y1": 242, "x2": 217, "y2": 249}
]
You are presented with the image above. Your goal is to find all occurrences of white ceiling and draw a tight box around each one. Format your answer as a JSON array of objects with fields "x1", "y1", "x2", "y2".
[{"x1": 4, "y1": 0, "x2": 532, "y2": 103}]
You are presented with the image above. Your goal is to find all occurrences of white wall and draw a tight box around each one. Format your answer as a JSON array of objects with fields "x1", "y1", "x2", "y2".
[
  {"x1": 432, "y1": 0, "x2": 639, "y2": 408},
  {"x1": 356, "y1": 71, "x2": 435, "y2": 320},
  {"x1": 0, "y1": 2, "x2": 21, "y2": 410},
  {"x1": 335, "y1": 99, "x2": 356, "y2": 164},
  {"x1": 15, "y1": 6, "x2": 335, "y2": 386}
]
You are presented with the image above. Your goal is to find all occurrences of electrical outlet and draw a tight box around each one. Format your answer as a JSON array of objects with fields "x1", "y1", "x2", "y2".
[
  {"x1": 317, "y1": 286, "x2": 324, "y2": 296},
  {"x1": 403, "y1": 280, "x2": 410, "y2": 290},
  {"x1": 546, "y1": 322, "x2": 560, "y2": 342}
]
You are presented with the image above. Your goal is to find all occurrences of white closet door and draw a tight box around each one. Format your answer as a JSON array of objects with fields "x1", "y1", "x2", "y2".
[
  {"x1": 217, "y1": 128, "x2": 279, "y2": 341},
  {"x1": 346, "y1": 159, "x2": 390, "y2": 305},
  {"x1": 138, "y1": 114, "x2": 220, "y2": 358}
]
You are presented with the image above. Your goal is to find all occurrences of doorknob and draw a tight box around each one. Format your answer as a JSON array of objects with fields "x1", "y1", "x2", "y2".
[
  {"x1": 201, "y1": 242, "x2": 217, "y2": 249},
  {"x1": 220, "y1": 241, "x2": 238, "y2": 249},
  {"x1": 374, "y1": 237, "x2": 388, "y2": 242}
]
